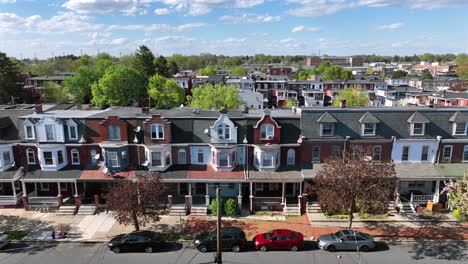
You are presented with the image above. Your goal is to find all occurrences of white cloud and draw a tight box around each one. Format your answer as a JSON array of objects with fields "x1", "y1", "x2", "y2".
[
  {"x1": 86, "y1": 37, "x2": 128, "y2": 46},
  {"x1": 376, "y1": 22, "x2": 404, "y2": 30},
  {"x1": 154, "y1": 35, "x2": 195, "y2": 42},
  {"x1": 106, "y1": 22, "x2": 206, "y2": 32},
  {"x1": 291, "y1": 25, "x2": 320, "y2": 33},
  {"x1": 62, "y1": 0, "x2": 147, "y2": 15},
  {"x1": 219, "y1": 13, "x2": 280, "y2": 24},
  {"x1": 151, "y1": 0, "x2": 264, "y2": 16},
  {"x1": 154, "y1": 8, "x2": 171, "y2": 15},
  {"x1": 0, "y1": 0, "x2": 16, "y2": 3}
]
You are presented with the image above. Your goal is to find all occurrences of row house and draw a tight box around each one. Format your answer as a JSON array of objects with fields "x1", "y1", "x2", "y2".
[{"x1": 300, "y1": 107, "x2": 468, "y2": 207}]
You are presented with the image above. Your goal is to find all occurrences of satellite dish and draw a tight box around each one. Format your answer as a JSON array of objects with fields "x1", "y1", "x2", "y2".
[
  {"x1": 102, "y1": 167, "x2": 109, "y2": 174},
  {"x1": 364, "y1": 156, "x2": 372, "y2": 162},
  {"x1": 134, "y1": 126, "x2": 141, "y2": 132},
  {"x1": 204, "y1": 128, "x2": 209, "y2": 134},
  {"x1": 94, "y1": 154, "x2": 100, "y2": 160},
  {"x1": 141, "y1": 160, "x2": 149, "y2": 167}
]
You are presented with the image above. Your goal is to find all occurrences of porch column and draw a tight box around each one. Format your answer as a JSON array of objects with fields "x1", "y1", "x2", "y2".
[
  {"x1": 57, "y1": 182, "x2": 62, "y2": 196},
  {"x1": 185, "y1": 183, "x2": 192, "y2": 211},
  {"x1": 299, "y1": 181, "x2": 303, "y2": 195},
  {"x1": 281, "y1": 182, "x2": 286, "y2": 204},
  {"x1": 237, "y1": 183, "x2": 242, "y2": 210},
  {"x1": 11, "y1": 181, "x2": 17, "y2": 200},
  {"x1": 167, "y1": 194, "x2": 173, "y2": 207},
  {"x1": 57, "y1": 182, "x2": 63, "y2": 207},
  {"x1": 21, "y1": 181, "x2": 29, "y2": 210},
  {"x1": 433, "y1": 180, "x2": 440, "y2": 203},
  {"x1": 74, "y1": 182, "x2": 82, "y2": 207},
  {"x1": 205, "y1": 183, "x2": 210, "y2": 206},
  {"x1": 249, "y1": 182, "x2": 254, "y2": 213}
]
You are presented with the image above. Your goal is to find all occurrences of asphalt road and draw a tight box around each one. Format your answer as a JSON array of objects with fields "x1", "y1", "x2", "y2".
[{"x1": 0, "y1": 240, "x2": 466, "y2": 264}]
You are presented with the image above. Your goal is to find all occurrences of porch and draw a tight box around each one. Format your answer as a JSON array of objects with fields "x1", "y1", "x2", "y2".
[{"x1": 0, "y1": 167, "x2": 24, "y2": 207}]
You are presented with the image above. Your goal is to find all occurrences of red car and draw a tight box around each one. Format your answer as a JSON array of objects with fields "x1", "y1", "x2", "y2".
[{"x1": 253, "y1": 229, "x2": 304, "y2": 252}]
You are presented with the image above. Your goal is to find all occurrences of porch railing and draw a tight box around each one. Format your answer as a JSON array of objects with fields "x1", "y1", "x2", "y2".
[
  {"x1": 0, "y1": 192, "x2": 23, "y2": 204},
  {"x1": 28, "y1": 196, "x2": 59, "y2": 204},
  {"x1": 253, "y1": 197, "x2": 282, "y2": 211},
  {"x1": 410, "y1": 193, "x2": 434, "y2": 203}
]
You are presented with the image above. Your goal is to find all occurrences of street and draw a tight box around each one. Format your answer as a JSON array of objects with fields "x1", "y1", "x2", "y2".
[{"x1": 0, "y1": 240, "x2": 466, "y2": 264}]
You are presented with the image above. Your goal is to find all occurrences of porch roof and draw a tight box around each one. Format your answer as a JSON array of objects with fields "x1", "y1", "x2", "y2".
[
  {"x1": 394, "y1": 163, "x2": 441, "y2": 180},
  {"x1": 248, "y1": 166, "x2": 303, "y2": 182},
  {"x1": 301, "y1": 163, "x2": 323, "y2": 180},
  {"x1": 188, "y1": 165, "x2": 244, "y2": 180},
  {"x1": 22, "y1": 166, "x2": 83, "y2": 182},
  {"x1": 434, "y1": 163, "x2": 468, "y2": 179},
  {"x1": 0, "y1": 167, "x2": 23, "y2": 182},
  {"x1": 79, "y1": 167, "x2": 136, "y2": 181}
]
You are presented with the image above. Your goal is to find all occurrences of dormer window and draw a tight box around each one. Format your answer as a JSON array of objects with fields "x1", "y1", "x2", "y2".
[
  {"x1": 69, "y1": 125, "x2": 78, "y2": 140},
  {"x1": 71, "y1": 149, "x2": 80, "y2": 165},
  {"x1": 320, "y1": 123, "x2": 334, "y2": 136},
  {"x1": 108, "y1": 125, "x2": 121, "y2": 140},
  {"x1": 1, "y1": 151, "x2": 11, "y2": 168},
  {"x1": 411, "y1": 123, "x2": 425, "y2": 136},
  {"x1": 262, "y1": 152, "x2": 275, "y2": 167},
  {"x1": 453, "y1": 122, "x2": 467, "y2": 136},
  {"x1": 151, "y1": 124, "x2": 164, "y2": 139},
  {"x1": 261, "y1": 124, "x2": 274, "y2": 140},
  {"x1": 362, "y1": 123, "x2": 376, "y2": 136},
  {"x1": 25, "y1": 125, "x2": 35, "y2": 140},
  {"x1": 217, "y1": 124, "x2": 231, "y2": 140},
  {"x1": 45, "y1": 124, "x2": 55, "y2": 141}
]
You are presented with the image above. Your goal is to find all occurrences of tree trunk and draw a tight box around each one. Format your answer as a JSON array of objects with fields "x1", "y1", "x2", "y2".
[
  {"x1": 348, "y1": 200, "x2": 355, "y2": 229},
  {"x1": 132, "y1": 211, "x2": 140, "y2": 231}
]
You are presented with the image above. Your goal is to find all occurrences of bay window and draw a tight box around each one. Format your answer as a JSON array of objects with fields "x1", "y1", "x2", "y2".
[
  {"x1": 25, "y1": 125, "x2": 35, "y2": 140},
  {"x1": 108, "y1": 152, "x2": 119, "y2": 167},
  {"x1": 27, "y1": 149, "x2": 35, "y2": 164},
  {"x1": 43, "y1": 152, "x2": 53, "y2": 165},
  {"x1": 45, "y1": 124, "x2": 55, "y2": 141},
  {"x1": 151, "y1": 152, "x2": 162, "y2": 166}
]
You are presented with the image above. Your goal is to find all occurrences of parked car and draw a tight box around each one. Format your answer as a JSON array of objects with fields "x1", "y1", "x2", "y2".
[
  {"x1": 318, "y1": 229, "x2": 375, "y2": 252},
  {"x1": 107, "y1": 231, "x2": 161, "y2": 253},
  {"x1": 194, "y1": 227, "x2": 247, "y2": 253},
  {"x1": 0, "y1": 234, "x2": 11, "y2": 250},
  {"x1": 253, "y1": 229, "x2": 304, "y2": 252}
]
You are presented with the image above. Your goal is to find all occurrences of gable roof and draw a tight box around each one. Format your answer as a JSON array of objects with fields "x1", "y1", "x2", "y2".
[
  {"x1": 317, "y1": 112, "x2": 338, "y2": 123},
  {"x1": 407, "y1": 112, "x2": 430, "y2": 123},
  {"x1": 449, "y1": 111, "x2": 468, "y2": 123},
  {"x1": 358, "y1": 112, "x2": 380, "y2": 124}
]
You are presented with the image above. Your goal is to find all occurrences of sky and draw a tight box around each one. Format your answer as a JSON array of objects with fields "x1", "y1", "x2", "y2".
[{"x1": 0, "y1": 0, "x2": 467, "y2": 59}]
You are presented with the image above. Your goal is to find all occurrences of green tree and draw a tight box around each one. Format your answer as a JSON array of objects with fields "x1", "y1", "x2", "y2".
[
  {"x1": 168, "y1": 61, "x2": 179, "y2": 76},
  {"x1": 316, "y1": 61, "x2": 331, "y2": 74},
  {"x1": 43, "y1": 81, "x2": 69, "y2": 103},
  {"x1": 420, "y1": 70, "x2": 433, "y2": 80},
  {"x1": 132, "y1": 45, "x2": 155, "y2": 80},
  {"x1": 366, "y1": 66, "x2": 374, "y2": 75},
  {"x1": 454, "y1": 53, "x2": 468, "y2": 78},
  {"x1": 392, "y1": 70, "x2": 407, "y2": 79},
  {"x1": 63, "y1": 66, "x2": 96, "y2": 103},
  {"x1": 119, "y1": 54, "x2": 136, "y2": 67},
  {"x1": 224, "y1": 199, "x2": 239, "y2": 216},
  {"x1": 189, "y1": 84, "x2": 242, "y2": 110},
  {"x1": 284, "y1": 99, "x2": 295, "y2": 108},
  {"x1": 230, "y1": 66, "x2": 246, "y2": 75},
  {"x1": 155, "y1": 55, "x2": 169, "y2": 77},
  {"x1": 443, "y1": 174, "x2": 467, "y2": 221},
  {"x1": 148, "y1": 75, "x2": 185, "y2": 109},
  {"x1": 198, "y1": 65, "x2": 216, "y2": 76},
  {"x1": 0, "y1": 52, "x2": 23, "y2": 103},
  {"x1": 91, "y1": 65, "x2": 145, "y2": 107},
  {"x1": 332, "y1": 86, "x2": 368, "y2": 107},
  {"x1": 210, "y1": 198, "x2": 224, "y2": 216},
  {"x1": 322, "y1": 65, "x2": 354, "y2": 81}
]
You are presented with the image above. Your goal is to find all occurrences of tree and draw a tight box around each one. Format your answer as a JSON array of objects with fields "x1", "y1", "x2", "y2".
[
  {"x1": 322, "y1": 65, "x2": 354, "y2": 81},
  {"x1": 307, "y1": 146, "x2": 397, "y2": 228},
  {"x1": 43, "y1": 81, "x2": 69, "y2": 103},
  {"x1": 332, "y1": 86, "x2": 369, "y2": 107},
  {"x1": 91, "y1": 65, "x2": 145, "y2": 107},
  {"x1": 315, "y1": 61, "x2": 331, "y2": 74},
  {"x1": 366, "y1": 66, "x2": 374, "y2": 75},
  {"x1": 392, "y1": 70, "x2": 407, "y2": 79},
  {"x1": 107, "y1": 174, "x2": 166, "y2": 231},
  {"x1": 230, "y1": 66, "x2": 246, "y2": 75},
  {"x1": 119, "y1": 54, "x2": 137, "y2": 67},
  {"x1": 63, "y1": 66, "x2": 96, "y2": 103},
  {"x1": 148, "y1": 75, "x2": 185, "y2": 109},
  {"x1": 0, "y1": 52, "x2": 23, "y2": 103},
  {"x1": 442, "y1": 174, "x2": 467, "y2": 221},
  {"x1": 155, "y1": 55, "x2": 169, "y2": 77},
  {"x1": 132, "y1": 45, "x2": 155, "y2": 80},
  {"x1": 210, "y1": 198, "x2": 224, "y2": 216},
  {"x1": 454, "y1": 53, "x2": 468, "y2": 78},
  {"x1": 284, "y1": 99, "x2": 295, "y2": 108},
  {"x1": 420, "y1": 70, "x2": 433, "y2": 80},
  {"x1": 224, "y1": 199, "x2": 239, "y2": 216},
  {"x1": 188, "y1": 84, "x2": 242, "y2": 110},
  {"x1": 198, "y1": 65, "x2": 216, "y2": 76},
  {"x1": 168, "y1": 61, "x2": 179, "y2": 76}
]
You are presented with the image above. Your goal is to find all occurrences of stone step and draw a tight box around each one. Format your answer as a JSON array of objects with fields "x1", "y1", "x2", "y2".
[
  {"x1": 190, "y1": 206, "x2": 207, "y2": 216},
  {"x1": 57, "y1": 205, "x2": 77, "y2": 215},
  {"x1": 77, "y1": 205, "x2": 96, "y2": 215},
  {"x1": 169, "y1": 206, "x2": 187, "y2": 216}
]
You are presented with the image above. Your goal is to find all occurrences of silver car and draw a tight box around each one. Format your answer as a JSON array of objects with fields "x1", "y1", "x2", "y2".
[{"x1": 317, "y1": 229, "x2": 375, "y2": 252}]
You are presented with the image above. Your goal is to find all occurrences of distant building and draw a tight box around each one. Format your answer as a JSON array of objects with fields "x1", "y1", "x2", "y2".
[
  {"x1": 171, "y1": 76, "x2": 192, "y2": 96},
  {"x1": 305, "y1": 55, "x2": 364, "y2": 67},
  {"x1": 239, "y1": 90, "x2": 264, "y2": 110}
]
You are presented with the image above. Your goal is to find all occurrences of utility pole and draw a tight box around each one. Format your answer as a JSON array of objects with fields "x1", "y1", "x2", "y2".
[{"x1": 215, "y1": 183, "x2": 222, "y2": 264}]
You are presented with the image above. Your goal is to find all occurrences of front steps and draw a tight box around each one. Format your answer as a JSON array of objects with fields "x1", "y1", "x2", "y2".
[
  {"x1": 56, "y1": 205, "x2": 77, "y2": 215},
  {"x1": 169, "y1": 204, "x2": 187, "y2": 216},
  {"x1": 307, "y1": 202, "x2": 322, "y2": 214},
  {"x1": 191, "y1": 205, "x2": 208, "y2": 216},
  {"x1": 77, "y1": 205, "x2": 96, "y2": 215},
  {"x1": 283, "y1": 206, "x2": 301, "y2": 216}
]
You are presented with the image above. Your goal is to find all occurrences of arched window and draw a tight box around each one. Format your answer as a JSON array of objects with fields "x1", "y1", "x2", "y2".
[
  {"x1": 260, "y1": 124, "x2": 274, "y2": 140},
  {"x1": 217, "y1": 124, "x2": 231, "y2": 140},
  {"x1": 287, "y1": 149, "x2": 295, "y2": 165},
  {"x1": 26, "y1": 148, "x2": 35, "y2": 165},
  {"x1": 71, "y1": 149, "x2": 80, "y2": 165},
  {"x1": 178, "y1": 149, "x2": 186, "y2": 164}
]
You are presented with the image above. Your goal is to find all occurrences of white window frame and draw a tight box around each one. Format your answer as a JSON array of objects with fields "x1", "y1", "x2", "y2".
[
  {"x1": 26, "y1": 149, "x2": 35, "y2": 165},
  {"x1": 453, "y1": 122, "x2": 467, "y2": 136},
  {"x1": 40, "y1": 182, "x2": 49, "y2": 191},
  {"x1": 320, "y1": 123, "x2": 334, "y2": 136},
  {"x1": 421, "y1": 145, "x2": 429, "y2": 162},
  {"x1": 107, "y1": 151, "x2": 119, "y2": 167},
  {"x1": 1, "y1": 151, "x2": 11, "y2": 167},
  {"x1": 178, "y1": 149, "x2": 186, "y2": 164},
  {"x1": 442, "y1": 145, "x2": 453, "y2": 162},
  {"x1": 402, "y1": 146, "x2": 410, "y2": 161},
  {"x1": 361, "y1": 123, "x2": 376, "y2": 136},
  {"x1": 71, "y1": 149, "x2": 80, "y2": 165},
  {"x1": 218, "y1": 151, "x2": 230, "y2": 167},
  {"x1": 45, "y1": 124, "x2": 55, "y2": 141},
  {"x1": 197, "y1": 149, "x2": 204, "y2": 163},
  {"x1": 260, "y1": 124, "x2": 274, "y2": 140},
  {"x1": 463, "y1": 145, "x2": 468, "y2": 162},
  {"x1": 217, "y1": 124, "x2": 231, "y2": 140},
  {"x1": 410, "y1": 123, "x2": 425, "y2": 136},
  {"x1": 108, "y1": 125, "x2": 121, "y2": 141},
  {"x1": 57, "y1": 150, "x2": 64, "y2": 164},
  {"x1": 24, "y1": 125, "x2": 35, "y2": 140},
  {"x1": 43, "y1": 151, "x2": 55, "y2": 166},
  {"x1": 151, "y1": 151, "x2": 162, "y2": 167},
  {"x1": 312, "y1": 145, "x2": 321, "y2": 163},
  {"x1": 150, "y1": 124, "x2": 164, "y2": 139},
  {"x1": 372, "y1": 146, "x2": 382, "y2": 161},
  {"x1": 68, "y1": 125, "x2": 78, "y2": 140},
  {"x1": 262, "y1": 152, "x2": 275, "y2": 168},
  {"x1": 287, "y1": 149, "x2": 295, "y2": 165}
]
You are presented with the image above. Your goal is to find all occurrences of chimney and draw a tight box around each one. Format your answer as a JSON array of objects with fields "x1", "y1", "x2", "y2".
[
  {"x1": 35, "y1": 104, "x2": 43, "y2": 114},
  {"x1": 141, "y1": 107, "x2": 149, "y2": 114},
  {"x1": 339, "y1": 100, "x2": 347, "y2": 108}
]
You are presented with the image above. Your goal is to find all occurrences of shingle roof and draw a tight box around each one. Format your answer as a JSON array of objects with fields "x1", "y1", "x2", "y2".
[
  {"x1": 434, "y1": 163, "x2": 468, "y2": 179},
  {"x1": 248, "y1": 166, "x2": 303, "y2": 182},
  {"x1": 317, "y1": 112, "x2": 338, "y2": 123},
  {"x1": 407, "y1": 112, "x2": 430, "y2": 123},
  {"x1": 22, "y1": 166, "x2": 84, "y2": 181},
  {"x1": 358, "y1": 112, "x2": 380, "y2": 124},
  {"x1": 449, "y1": 112, "x2": 468, "y2": 123},
  {"x1": 394, "y1": 163, "x2": 441, "y2": 179}
]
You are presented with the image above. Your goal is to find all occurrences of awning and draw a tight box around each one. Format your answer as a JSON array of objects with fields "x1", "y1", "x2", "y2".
[{"x1": 301, "y1": 163, "x2": 324, "y2": 180}]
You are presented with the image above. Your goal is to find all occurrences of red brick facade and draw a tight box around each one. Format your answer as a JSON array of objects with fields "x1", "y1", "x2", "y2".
[
  {"x1": 253, "y1": 114, "x2": 281, "y2": 145},
  {"x1": 143, "y1": 115, "x2": 172, "y2": 144},
  {"x1": 99, "y1": 116, "x2": 128, "y2": 142}
]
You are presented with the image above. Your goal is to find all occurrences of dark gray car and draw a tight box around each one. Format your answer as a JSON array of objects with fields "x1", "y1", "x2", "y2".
[{"x1": 317, "y1": 229, "x2": 375, "y2": 252}]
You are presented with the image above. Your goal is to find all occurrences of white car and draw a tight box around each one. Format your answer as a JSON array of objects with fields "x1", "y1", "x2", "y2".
[{"x1": 0, "y1": 234, "x2": 11, "y2": 250}]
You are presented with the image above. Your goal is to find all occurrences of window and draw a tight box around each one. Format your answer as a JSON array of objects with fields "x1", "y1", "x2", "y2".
[
  {"x1": 25, "y1": 125, "x2": 35, "y2": 139},
  {"x1": 57, "y1": 151, "x2": 64, "y2": 164},
  {"x1": 217, "y1": 124, "x2": 230, "y2": 140},
  {"x1": 331, "y1": 145, "x2": 341, "y2": 157},
  {"x1": 108, "y1": 125, "x2": 121, "y2": 140},
  {"x1": 151, "y1": 152, "x2": 162, "y2": 166},
  {"x1": 262, "y1": 152, "x2": 274, "y2": 167},
  {"x1": 45, "y1": 124, "x2": 55, "y2": 141},
  {"x1": 108, "y1": 152, "x2": 119, "y2": 167},
  {"x1": 312, "y1": 145, "x2": 320, "y2": 163},
  {"x1": 453, "y1": 122, "x2": 467, "y2": 135},
  {"x1": 287, "y1": 149, "x2": 295, "y2": 165},
  {"x1": 320, "y1": 123, "x2": 334, "y2": 136},
  {"x1": 362, "y1": 123, "x2": 376, "y2": 136},
  {"x1": 165, "y1": 152, "x2": 171, "y2": 165},
  {"x1": 261, "y1": 124, "x2": 274, "y2": 140},
  {"x1": 71, "y1": 149, "x2": 80, "y2": 165},
  {"x1": 90, "y1": 150, "x2": 98, "y2": 165},
  {"x1": 219, "y1": 152, "x2": 229, "y2": 167},
  {"x1": 402, "y1": 146, "x2": 409, "y2": 161},
  {"x1": 40, "y1": 182, "x2": 49, "y2": 191},
  {"x1": 463, "y1": 145, "x2": 468, "y2": 162},
  {"x1": 421, "y1": 146, "x2": 429, "y2": 161},
  {"x1": 442, "y1": 145, "x2": 452, "y2": 162},
  {"x1": 411, "y1": 123, "x2": 425, "y2": 135},
  {"x1": 197, "y1": 149, "x2": 204, "y2": 163},
  {"x1": 151, "y1": 124, "x2": 164, "y2": 139},
  {"x1": 68, "y1": 125, "x2": 78, "y2": 140},
  {"x1": 43, "y1": 152, "x2": 53, "y2": 165},
  {"x1": 372, "y1": 146, "x2": 382, "y2": 161},
  {"x1": 178, "y1": 149, "x2": 186, "y2": 164},
  {"x1": 27, "y1": 149, "x2": 35, "y2": 164},
  {"x1": 2, "y1": 151, "x2": 11, "y2": 166}
]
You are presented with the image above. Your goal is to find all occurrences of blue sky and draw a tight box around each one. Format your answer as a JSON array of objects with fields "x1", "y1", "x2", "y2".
[{"x1": 0, "y1": 0, "x2": 467, "y2": 59}]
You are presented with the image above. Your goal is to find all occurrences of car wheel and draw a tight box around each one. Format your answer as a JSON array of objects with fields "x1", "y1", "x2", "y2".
[
  {"x1": 145, "y1": 246, "x2": 153, "y2": 253},
  {"x1": 198, "y1": 245, "x2": 208, "y2": 253},
  {"x1": 327, "y1": 245, "x2": 336, "y2": 252},
  {"x1": 290, "y1": 245, "x2": 299, "y2": 252},
  {"x1": 360, "y1": 245, "x2": 369, "y2": 252},
  {"x1": 259, "y1": 245, "x2": 268, "y2": 252},
  {"x1": 232, "y1": 245, "x2": 241, "y2": 253},
  {"x1": 111, "y1": 247, "x2": 121, "y2": 254}
]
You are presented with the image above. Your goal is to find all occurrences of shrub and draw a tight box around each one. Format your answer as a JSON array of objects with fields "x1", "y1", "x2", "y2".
[
  {"x1": 210, "y1": 198, "x2": 224, "y2": 216},
  {"x1": 224, "y1": 199, "x2": 239, "y2": 216},
  {"x1": 4, "y1": 230, "x2": 28, "y2": 240},
  {"x1": 453, "y1": 209, "x2": 467, "y2": 221}
]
